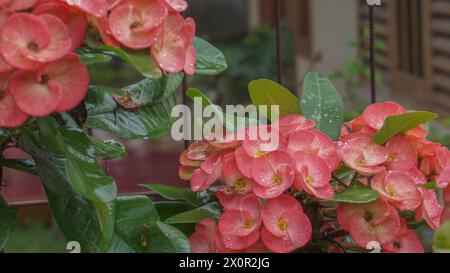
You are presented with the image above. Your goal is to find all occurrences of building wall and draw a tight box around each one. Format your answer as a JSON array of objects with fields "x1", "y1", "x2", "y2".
[{"x1": 297, "y1": 0, "x2": 359, "y2": 91}]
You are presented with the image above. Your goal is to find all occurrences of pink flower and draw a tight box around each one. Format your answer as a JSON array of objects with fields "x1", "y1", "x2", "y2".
[
  {"x1": 288, "y1": 129, "x2": 340, "y2": 171},
  {"x1": 338, "y1": 137, "x2": 388, "y2": 176},
  {"x1": 371, "y1": 170, "x2": 421, "y2": 211},
  {"x1": 441, "y1": 186, "x2": 450, "y2": 225},
  {"x1": 108, "y1": 0, "x2": 168, "y2": 49},
  {"x1": 381, "y1": 220, "x2": 424, "y2": 253},
  {"x1": 415, "y1": 188, "x2": 443, "y2": 230},
  {"x1": 362, "y1": 101, "x2": 405, "y2": 130},
  {"x1": 33, "y1": 0, "x2": 89, "y2": 51},
  {"x1": 88, "y1": 15, "x2": 122, "y2": 47},
  {"x1": 272, "y1": 114, "x2": 316, "y2": 137},
  {"x1": 151, "y1": 11, "x2": 196, "y2": 75},
  {"x1": 0, "y1": 71, "x2": 29, "y2": 128},
  {"x1": 61, "y1": 0, "x2": 107, "y2": 17},
  {"x1": 337, "y1": 198, "x2": 401, "y2": 247},
  {"x1": 292, "y1": 152, "x2": 334, "y2": 200},
  {"x1": 216, "y1": 153, "x2": 253, "y2": 209},
  {"x1": 189, "y1": 219, "x2": 216, "y2": 253},
  {"x1": 0, "y1": 13, "x2": 71, "y2": 70},
  {"x1": 217, "y1": 195, "x2": 262, "y2": 250},
  {"x1": 384, "y1": 136, "x2": 417, "y2": 171},
  {"x1": 251, "y1": 151, "x2": 294, "y2": 199},
  {"x1": 9, "y1": 53, "x2": 89, "y2": 116},
  {"x1": 437, "y1": 166, "x2": 450, "y2": 189},
  {"x1": 261, "y1": 195, "x2": 312, "y2": 253},
  {"x1": 190, "y1": 152, "x2": 226, "y2": 192}
]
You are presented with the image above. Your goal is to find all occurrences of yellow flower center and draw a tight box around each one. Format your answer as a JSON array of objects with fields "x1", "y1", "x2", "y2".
[
  {"x1": 233, "y1": 179, "x2": 247, "y2": 193},
  {"x1": 243, "y1": 219, "x2": 254, "y2": 229},
  {"x1": 305, "y1": 176, "x2": 314, "y2": 186},
  {"x1": 386, "y1": 187, "x2": 396, "y2": 197},
  {"x1": 277, "y1": 219, "x2": 288, "y2": 232},
  {"x1": 355, "y1": 158, "x2": 365, "y2": 166},
  {"x1": 272, "y1": 175, "x2": 283, "y2": 186},
  {"x1": 387, "y1": 154, "x2": 394, "y2": 162},
  {"x1": 256, "y1": 151, "x2": 268, "y2": 157}
]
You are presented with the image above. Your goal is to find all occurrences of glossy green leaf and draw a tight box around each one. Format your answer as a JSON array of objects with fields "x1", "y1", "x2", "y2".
[
  {"x1": 333, "y1": 182, "x2": 379, "y2": 204},
  {"x1": 85, "y1": 76, "x2": 181, "y2": 139},
  {"x1": 186, "y1": 88, "x2": 258, "y2": 132},
  {"x1": 89, "y1": 137, "x2": 127, "y2": 160},
  {"x1": 434, "y1": 221, "x2": 450, "y2": 253},
  {"x1": 0, "y1": 197, "x2": 18, "y2": 250},
  {"x1": 108, "y1": 195, "x2": 159, "y2": 253},
  {"x1": 79, "y1": 53, "x2": 112, "y2": 66},
  {"x1": 148, "y1": 221, "x2": 190, "y2": 253},
  {"x1": 154, "y1": 201, "x2": 194, "y2": 221},
  {"x1": 0, "y1": 159, "x2": 38, "y2": 175},
  {"x1": 20, "y1": 130, "x2": 112, "y2": 252},
  {"x1": 165, "y1": 202, "x2": 221, "y2": 224},
  {"x1": 194, "y1": 37, "x2": 227, "y2": 76},
  {"x1": 140, "y1": 184, "x2": 204, "y2": 207},
  {"x1": 87, "y1": 31, "x2": 162, "y2": 79},
  {"x1": 249, "y1": 79, "x2": 300, "y2": 121},
  {"x1": 372, "y1": 111, "x2": 439, "y2": 145},
  {"x1": 301, "y1": 72, "x2": 344, "y2": 140},
  {"x1": 0, "y1": 129, "x2": 10, "y2": 146}
]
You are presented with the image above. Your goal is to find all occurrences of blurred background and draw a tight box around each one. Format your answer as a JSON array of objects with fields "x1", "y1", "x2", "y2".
[{"x1": 2, "y1": 0, "x2": 449, "y2": 252}]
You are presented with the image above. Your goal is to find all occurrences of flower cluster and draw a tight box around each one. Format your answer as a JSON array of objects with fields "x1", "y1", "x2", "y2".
[
  {"x1": 0, "y1": 0, "x2": 195, "y2": 128},
  {"x1": 182, "y1": 102, "x2": 450, "y2": 253}
]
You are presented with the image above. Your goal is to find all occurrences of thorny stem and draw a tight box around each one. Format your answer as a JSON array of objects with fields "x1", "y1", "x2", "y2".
[{"x1": 351, "y1": 172, "x2": 360, "y2": 185}]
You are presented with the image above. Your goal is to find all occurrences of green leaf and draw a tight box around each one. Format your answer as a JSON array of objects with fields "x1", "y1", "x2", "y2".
[
  {"x1": 79, "y1": 53, "x2": 112, "y2": 66},
  {"x1": 434, "y1": 221, "x2": 450, "y2": 253},
  {"x1": 372, "y1": 112, "x2": 439, "y2": 145},
  {"x1": 0, "y1": 129, "x2": 10, "y2": 146},
  {"x1": 85, "y1": 76, "x2": 181, "y2": 139},
  {"x1": 423, "y1": 181, "x2": 437, "y2": 190},
  {"x1": 186, "y1": 88, "x2": 258, "y2": 132},
  {"x1": 301, "y1": 72, "x2": 344, "y2": 140},
  {"x1": 0, "y1": 159, "x2": 38, "y2": 175},
  {"x1": 89, "y1": 137, "x2": 127, "y2": 160},
  {"x1": 165, "y1": 202, "x2": 221, "y2": 224},
  {"x1": 333, "y1": 182, "x2": 379, "y2": 204},
  {"x1": 248, "y1": 79, "x2": 301, "y2": 121},
  {"x1": 148, "y1": 221, "x2": 190, "y2": 253},
  {"x1": 0, "y1": 197, "x2": 18, "y2": 250},
  {"x1": 140, "y1": 184, "x2": 204, "y2": 207},
  {"x1": 20, "y1": 131, "x2": 112, "y2": 252},
  {"x1": 108, "y1": 195, "x2": 159, "y2": 253},
  {"x1": 194, "y1": 37, "x2": 227, "y2": 76},
  {"x1": 154, "y1": 201, "x2": 194, "y2": 221},
  {"x1": 87, "y1": 31, "x2": 162, "y2": 79}
]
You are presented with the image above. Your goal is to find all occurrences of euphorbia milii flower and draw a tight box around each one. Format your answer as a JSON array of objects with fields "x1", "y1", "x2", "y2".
[
  {"x1": 415, "y1": 188, "x2": 442, "y2": 230},
  {"x1": 151, "y1": 11, "x2": 196, "y2": 75},
  {"x1": 61, "y1": 0, "x2": 107, "y2": 17},
  {"x1": 338, "y1": 137, "x2": 388, "y2": 176},
  {"x1": 288, "y1": 129, "x2": 340, "y2": 171},
  {"x1": 88, "y1": 15, "x2": 122, "y2": 47},
  {"x1": 216, "y1": 153, "x2": 253, "y2": 209},
  {"x1": 218, "y1": 194, "x2": 261, "y2": 250},
  {"x1": 214, "y1": 230, "x2": 266, "y2": 253},
  {"x1": 0, "y1": 13, "x2": 71, "y2": 70},
  {"x1": 337, "y1": 198, "x2": 401, "y2": 247},
  {"x1": 437, "y1": 167, "x2": 450, "y2": 189},
  {"x1": 189, "y1": 219, "x2": 216, "y2": 253},
  {"x1": 261, "y1": 195, "x2": 312, "y2": 253},
  {"x1": 272, "y1": 114, "x2": 316, "y2": 137},
  {"x1": 33, "y1": 1, "x2": 89, "y2": 51},
  {"x1": 384, "y1": 136, "x2": 417, "y2": 171},
  {"x1": 362, "y1": 101, "x2": 405, "y2": 130},
  {"x1": 381, "y1": 220, "x2": 424, "y2": 253},
  {"x1": 8, "y1": 53, "x2": 89, "y2": 116},
  {"x1": 371, "y1": 170, "x2": 421, "y2": 211},
  {"x1": 108, "y1": 0, "x2": 168, "y2": 49},
  {"x1": 251, "y1": 151, "x2": 294, "y2": 199},
  {"x1": 190, "y1": 152, "x2": 226, "y2": 192},
  {"x1": 0, "y1": 72, "x2": 29, "y2": 128},
  {"x1": 293, "y1": 152, "x2": 334, "y2": 200}
]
